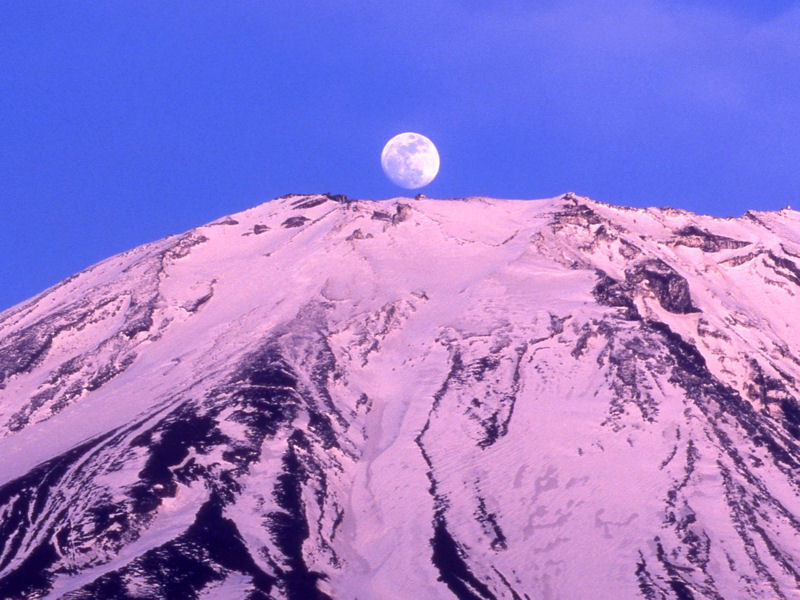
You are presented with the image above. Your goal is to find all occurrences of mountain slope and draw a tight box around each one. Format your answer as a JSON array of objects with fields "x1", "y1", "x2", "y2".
[{"x1": 1, "y1": 193, "x2": 800, "y2": 599}]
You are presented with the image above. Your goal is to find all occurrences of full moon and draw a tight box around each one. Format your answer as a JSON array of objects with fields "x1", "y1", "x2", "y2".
[{"x1": 381, "y1": 132, "x2": 440, "y2": 189}]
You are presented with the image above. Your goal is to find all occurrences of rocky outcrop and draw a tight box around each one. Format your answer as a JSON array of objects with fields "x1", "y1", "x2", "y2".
[
  {"x1": 626, "y1": 259, "x2": 699, "y2": 314},
  {"x1": 672, "y1": 225, "x2": 750, "y2": 252}
]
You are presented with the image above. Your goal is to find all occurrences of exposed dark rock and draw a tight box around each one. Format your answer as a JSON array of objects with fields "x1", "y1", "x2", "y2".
[
  {"x1": 619, "y1": 240, "x2": 642, "y2": 259},
  {"x1": 210, "y1": 217, "x2": 239, "y2": 226},
  {"x1": 371, "y1": 210, "x2": 392, "y2": 222},
  {"x1": 745, "y1": 359, "x2": 794, "y2": 407},
  {"x1": 781, "y1": 398, "x2": 800, "y2": 440},
  {"x1": 0, "y1": 311, "x2": 83, "y2": 387},
  {"x1": 475, "y1": 496, "x2": 507, "y2": 551},
  {"x1": 720, "y1": 251, "x2": 761, "y2": 267},
  {"x1": 0, "y1": 540, "x2": 58, "y2": 600},
  {"x1": 649, "y1": 318, "x2": 800, "y2": 474},
  {"x1": 0, "y1": 430, "x2": 120, "y2": 598},
  {"x1": 591, "y1": 271, "x2": 640, "y2": 320},
  {"x1": 393, "y1": 203, "x2": 412, "y2": 224},
  {"x1": 369, "y1": 204, "x2": 412, "y2": 225},
  {"x1": 548, "y1": 313, "x2": 570, "y2": 335},
  {"x1": 673, "y1": 226, "x2": 751, "y2": 253},
  {"x1": 85, "y1": 352, "x2": 137, "y2": 391},
  {"x1": 165, "y1": 234, "x2": 209, "y2": 260},
  {"x1": 7, "y1": 347, "x2": 139, "y2": 432},
  {"x1": 129, "y1": 407, "x2": 227, "y2": 514},
  {"x1": 602, "y1": 330, "x2": 661, "y2": 429},
  {"x1": 120, "y1": 302, "x2": 155, "y2": 338},
  {"x1": 696, "y1": 317, "x2": 729, "y2": 341},
  {"x1": 291, "y1": 196, "x2": 329, "y2": 210},
  {"x1": 7, "y1": 387, "x2": 57, "y2": 431},
  {"x1": 183, "y1": 289, "x2": 214, "y2": 313},
  {"x1": 626, "y1": 259, "x2": 699, "y2": 314},
  {"x1": 253, "y1": 223, "x2": 270, "y2": 235},
  {"x1": 552, "y1": 199, "x2": 603, "y2": 227},
  {"x1": 431, "y1": 518, "x2": 498, "y2": 600},
  {"x1": 766, "y1": 251, "x2": 800, "y2": 287},
  {"x1": 224, "y1": 346, "x2": 302, "y2": 442},
  {"x1": 267, "y1": 433, "x2": 332, "y2": 600},
  {"x1": 282, "y1": 216, "x2": 310, "y2": 228},
  {"x1": 70, "y1": 494, "x2": 276, "y2": 600}
]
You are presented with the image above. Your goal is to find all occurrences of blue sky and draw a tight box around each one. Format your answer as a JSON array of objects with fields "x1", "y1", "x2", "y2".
[{"x1": 2, "y1": 1, "x2": 800, "y2": 310}]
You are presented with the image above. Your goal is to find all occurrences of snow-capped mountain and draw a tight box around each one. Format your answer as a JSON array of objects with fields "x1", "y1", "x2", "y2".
[{"x1": 1, "y1": 192, "x2": 800, "y2": 600}]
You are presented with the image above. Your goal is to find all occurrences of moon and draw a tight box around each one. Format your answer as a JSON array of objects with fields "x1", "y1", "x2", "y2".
[{"x1": 381, "y1": 132, "x2": 440, "y2": 189}]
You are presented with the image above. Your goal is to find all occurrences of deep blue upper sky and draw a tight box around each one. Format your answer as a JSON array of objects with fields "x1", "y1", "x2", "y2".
[{"x1": 2, "y1": 1, "x2": 800, "y2": 310}]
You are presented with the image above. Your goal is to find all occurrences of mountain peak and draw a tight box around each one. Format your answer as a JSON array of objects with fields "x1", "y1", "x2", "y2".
[{"x1": 1, "y1": 194, "x2": 800, "y2": 599}]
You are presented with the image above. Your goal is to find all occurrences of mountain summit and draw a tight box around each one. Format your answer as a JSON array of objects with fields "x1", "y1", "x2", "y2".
[{"x1": 2, "y1": 193, "x2": 800, "y2": 599}]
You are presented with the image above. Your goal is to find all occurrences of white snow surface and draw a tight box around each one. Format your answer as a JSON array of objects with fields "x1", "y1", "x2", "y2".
[{"x1": 1, "y1": 193, "x2": 800, "y2": 599}]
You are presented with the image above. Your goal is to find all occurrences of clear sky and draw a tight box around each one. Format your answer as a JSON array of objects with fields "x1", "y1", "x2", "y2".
[{"x1": 2, "y1": 1, "x2": 800, "y2": 310}]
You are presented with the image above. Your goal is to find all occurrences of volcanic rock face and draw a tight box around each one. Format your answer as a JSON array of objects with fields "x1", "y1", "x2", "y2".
[{"x1": 1, "y1": 193, "x2": 800, "y2": 599}]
